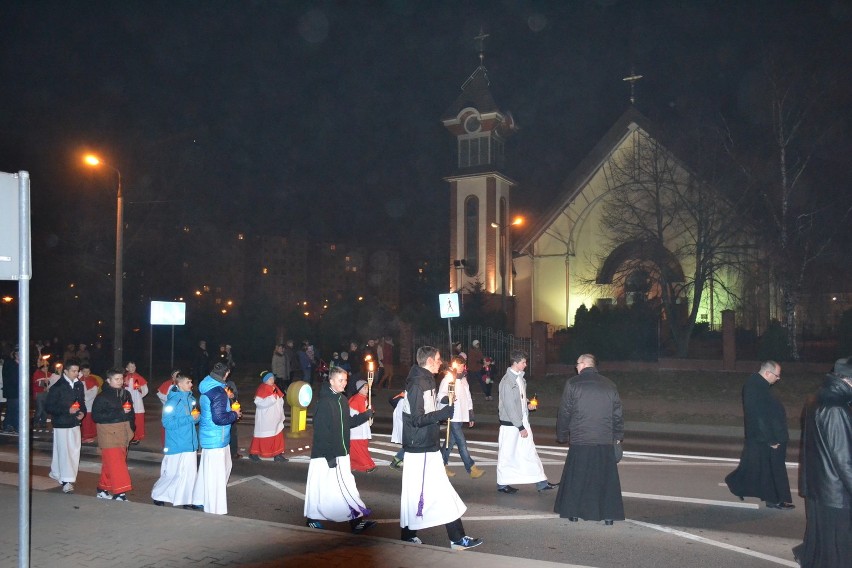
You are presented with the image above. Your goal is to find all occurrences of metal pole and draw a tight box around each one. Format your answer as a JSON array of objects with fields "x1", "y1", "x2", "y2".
[
  {"x1": 114, "y1": 170, "x2": 123, "y2": 368},
  {"x1": 171, "y1": 325, "x2": 175, "y2": 369},
  {"x1": 18, "y1": 170, "x2": 32, "y2": 568},
  {"x1": 447, "y1": 317, "x2": 453, "y2": 361}
]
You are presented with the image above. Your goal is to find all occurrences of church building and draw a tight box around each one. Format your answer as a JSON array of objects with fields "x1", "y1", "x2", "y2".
[{"x1": 443, "y1": 46, "x2": 750, "y2": 341}]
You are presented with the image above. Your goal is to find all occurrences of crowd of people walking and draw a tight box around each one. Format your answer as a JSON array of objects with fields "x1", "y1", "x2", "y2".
[{"x1": 1, "y1": 336, "x2": 849, "y2": 562}]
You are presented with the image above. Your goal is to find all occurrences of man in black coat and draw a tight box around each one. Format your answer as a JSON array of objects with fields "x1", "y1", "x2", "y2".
[
  {"x1": 1, "y1": 347, "x2": 20, "y2": 433},
  {"x1": 725, "y1": 360, "x2": 794, "y2": 509},
  {"x1": 792, "y1": 357, "x2": 852, "y2": 567},
  {"x1": 554, "y1": 353, "x2": 625, "y2": 524}
]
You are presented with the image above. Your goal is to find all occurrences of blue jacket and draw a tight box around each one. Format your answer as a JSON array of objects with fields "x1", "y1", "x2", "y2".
[
  {"x1": 197, "y1": 375, "x2": 237, "y2": 449},
  {"x1": 161, "y1": 386, "x2": 200, "y2": 455}
]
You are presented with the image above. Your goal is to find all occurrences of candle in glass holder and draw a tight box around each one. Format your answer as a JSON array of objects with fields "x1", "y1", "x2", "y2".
[
  {"x1": 529, "y1": 394, "x2": 539, "y2": 410},
  {"x1": 191, "y1": 408, "x2": 200, "y2": 419},
  {"x1": 70, "y1": 401, "x2": 80, "y2": 413},
  {"x1": 231, "y1": 401, "x2": 241, "y2": 412},
  {"x1": 122, "y1": 401, "x2": 132, "y2": 412}
]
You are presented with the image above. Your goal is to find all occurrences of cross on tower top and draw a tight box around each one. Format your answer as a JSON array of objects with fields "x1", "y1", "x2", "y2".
[{"x1": 474, "y1": 28, "x2": 489, "y2": 65}]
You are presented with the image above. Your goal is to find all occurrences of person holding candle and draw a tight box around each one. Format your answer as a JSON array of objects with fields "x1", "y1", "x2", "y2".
[
  {"x1": 92, "y1": 368, "x2": 136, "y2": 501},
  {"x1": 399, "y1": 346, "x2": 482, "y2": 549},
  {"x1": 248, "y1": 372, "x2": 288, "y2": 462},
  {"x1": 438, "y1": 356, "x2": 485, "y2": 479},
  {"x1": 31, "y1": 356, "x2": 52, "y2": 431},
  {"x1": 191, "y1": 361, "x2": 241, "y2": 514},
  {"x1": 496, "y1": 350, "x2": 558, "y2": 494},
  {"x1": 152, "y1": 372, "x2": 200, "y2": 508},
  {"x1": 305, "y1": 367, "x2": 377, "y2": 534},
  {"x1": 123, "y1": 361, "x2": 148, "y2": 445},
  {"x1": 45, "y1": 358, "x2": 86, "y2": 494}
]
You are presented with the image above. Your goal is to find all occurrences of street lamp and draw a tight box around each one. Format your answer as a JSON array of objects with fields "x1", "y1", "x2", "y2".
[
  {"x1": 83, "y1": 154, "x2": 124, "y2": 368},
  {"x1": 491, "y1": 216, "x2": 523, "y2": 313}
]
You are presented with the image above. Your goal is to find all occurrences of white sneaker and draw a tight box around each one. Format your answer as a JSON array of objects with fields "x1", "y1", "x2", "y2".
[
  {"x1": 62, "y1": 482, "x2": 74, "y2": 494},
  {"x1": 96, "y1": 489, "x2": 112, "y2": 499},
  {"x1": 402, "y1": 537, "x2": 422, "y2": 544},
  {"x1": 113, "y1": 493, "x2": 128, "y2": 502}
]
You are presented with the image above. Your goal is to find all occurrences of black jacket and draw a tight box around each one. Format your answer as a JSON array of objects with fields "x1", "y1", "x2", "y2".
[
  {"x1": 743, "y1": 372, "x2": 788, "y2": 445},
  {"x1": 799, "y1": 374, "x2": 852, "y2": 509},
  {"x1": 45, "y1": 375, "x2": 86, "y2": 428},
  {"x1": 556, "y1": 366, "x2": 624, "y2": 445},
  {"x1": 92, "y1": 384, "x2": 135, "y2": 429},
  {"x1": 402, "y1": 364, "x2": 452, "y2": 453},
  {"x1": 1, "y1": 358, "x2": 19, "y2": 399},
  {"x1": 310, "y1": 382, "x2": 370, "y2": 466}
]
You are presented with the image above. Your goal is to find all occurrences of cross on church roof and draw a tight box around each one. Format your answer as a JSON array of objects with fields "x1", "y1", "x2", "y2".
[{"x1": 622, "y1": 69, "x2": 644, "y2": 105}]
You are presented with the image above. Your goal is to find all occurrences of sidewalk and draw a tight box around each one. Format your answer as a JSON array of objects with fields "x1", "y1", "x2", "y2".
[{"x1": 0, "y1": 484, "x2": 588, "y2": 568}]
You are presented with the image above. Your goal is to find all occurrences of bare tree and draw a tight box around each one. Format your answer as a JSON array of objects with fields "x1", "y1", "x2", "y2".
[
  {"x1": 722, "y1": 60, "x2": 852, "y2": 359},
  {"x1": 595, "y1": 126, "x2": 752, "y2": 357}
]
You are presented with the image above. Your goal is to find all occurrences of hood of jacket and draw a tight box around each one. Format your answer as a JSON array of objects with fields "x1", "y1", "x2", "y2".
[
  {"x1": 166, "y1": 386, "x2": 192, "y2": 404},
  {"x1": 820, "y1": 373, "x2": 852, "y2": 406},
  {"x1": 198, "y1": 375, "x2": 221, "y2": 395}
]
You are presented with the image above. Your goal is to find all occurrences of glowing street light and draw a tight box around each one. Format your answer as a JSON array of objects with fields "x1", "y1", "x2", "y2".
[
  {"x1": 83, "y1": 153, "x2": 124, "y2": 367},
  {"x1": 491, "y1": 216, "x2": 524, "y2": 314}
]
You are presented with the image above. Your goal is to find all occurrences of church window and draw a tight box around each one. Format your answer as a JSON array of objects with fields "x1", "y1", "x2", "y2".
[
  {"x1": 459, "y1": 135, "x2": 491, "y2": 168},
  {"x1": 464, "y1": 197, "x2": 479, "y2": 276}
]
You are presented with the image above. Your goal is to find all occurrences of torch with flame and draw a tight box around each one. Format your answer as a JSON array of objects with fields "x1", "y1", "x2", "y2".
[
  {"x1": 444, "y1": 369, "x2": 456, "y2": 448},
  {"x1": 366, "y1": 355, "x2": 375, "y2": 425}
]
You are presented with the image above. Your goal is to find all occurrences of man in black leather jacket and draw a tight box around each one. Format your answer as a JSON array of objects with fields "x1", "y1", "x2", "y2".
[{"x1": 793, "y1": 357, "x2": 852, "y2": 567}]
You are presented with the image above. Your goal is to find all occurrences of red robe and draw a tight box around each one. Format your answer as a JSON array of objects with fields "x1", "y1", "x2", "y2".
[
  {"x1": 80, "y1": 375, "x2": 101, "y2": 441},
  {"x1": 348, "y1": 393, "x2": 375, "y2": 472},
  {"x1": 249, "y1": 383, "x2": 286, "y2": 458}
]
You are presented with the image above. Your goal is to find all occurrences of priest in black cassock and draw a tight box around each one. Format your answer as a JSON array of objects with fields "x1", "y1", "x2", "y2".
[
  {"x1": 725, "y1": 360, "x2": 794, "y2": 510},
  {"x1": 554, "y1": 353, "x2": 625, "y2": 525}
]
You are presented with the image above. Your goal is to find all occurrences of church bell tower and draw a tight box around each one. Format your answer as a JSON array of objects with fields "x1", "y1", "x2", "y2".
[{"x1": 442, "y1": 31, "x2": 517, "y2": 303}]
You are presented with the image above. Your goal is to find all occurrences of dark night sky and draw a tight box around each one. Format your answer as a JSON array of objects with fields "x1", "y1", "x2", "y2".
[{"x1": 1, "y1": 0, "x2": 851, "y2": 276}]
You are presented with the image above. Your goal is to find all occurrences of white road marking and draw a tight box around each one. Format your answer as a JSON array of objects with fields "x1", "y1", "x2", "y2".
[
  {"x1": 228, "y1": 474, "x2": 306, "y2": 500},
  {"x1": 622, "y1": 491, "x2": 758, "y2": 509},
  {"x1": 628, "y1": 519, "x2": 799, "y2": 567}
]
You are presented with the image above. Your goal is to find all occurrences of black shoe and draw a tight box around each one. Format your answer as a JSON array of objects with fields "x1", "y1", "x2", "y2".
[
  {"x1": 153, "y1": 499, "x2": 164, "y2": 506},
  {"x1": 766, "y1": 501, "x2": 795, "y2": 510},
  {"x1": 273, "y1": 454, "x2": 288, "y2": 462},
  {"x1": 249, "y1": 454, "x2": 261, "y2": 462},
  {"x1": 497, "y1": 486, "x2": 519, "y2": 494},
  {"x1": 538, "y1": 482, "x2": 558, "y2": 492},
  {"x1": 351, "y1": 519, "x2": 378, "y2": 534},
  {"x1": 568, "y1": 517, "x2": 578, "y2": 522},
  {"x1": 604, "y1": 520, "x2": 614, "y2": 526}
]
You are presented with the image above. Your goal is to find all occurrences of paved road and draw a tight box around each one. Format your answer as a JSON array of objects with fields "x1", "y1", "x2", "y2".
[{"x1": 1, "y1": 417, "x2": 804, "y2": 567}]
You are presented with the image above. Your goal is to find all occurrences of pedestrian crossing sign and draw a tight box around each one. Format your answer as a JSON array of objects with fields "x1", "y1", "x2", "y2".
[{"x1": 439, "y1": 293, "x2": 460, "y2": 318}]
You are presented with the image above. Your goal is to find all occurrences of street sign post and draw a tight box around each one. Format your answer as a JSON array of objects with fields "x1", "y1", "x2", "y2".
[
  {"x1": 438, "y1": 292, "x2": 460, "y2": 358},
  {"x1": 1, "y1": 170, "x2": 32, "y2": 568}
]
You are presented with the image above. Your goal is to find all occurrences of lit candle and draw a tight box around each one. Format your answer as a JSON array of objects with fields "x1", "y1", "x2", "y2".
[
  {"x1": 122, "y1": 401, "x2": 132, "y2": 412},
  {"x1": 529, "y1": 394, "x2": 539, "y2": 410},
  {"x1": 191, "y1": 408, "x2": 200, "y2": 419},
  {"x1": 231, "y1": 401, "x2": 241, "y2": 412},
  {"x1": 70, "y1": 401, "x2": 80, "y2": 412}
]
